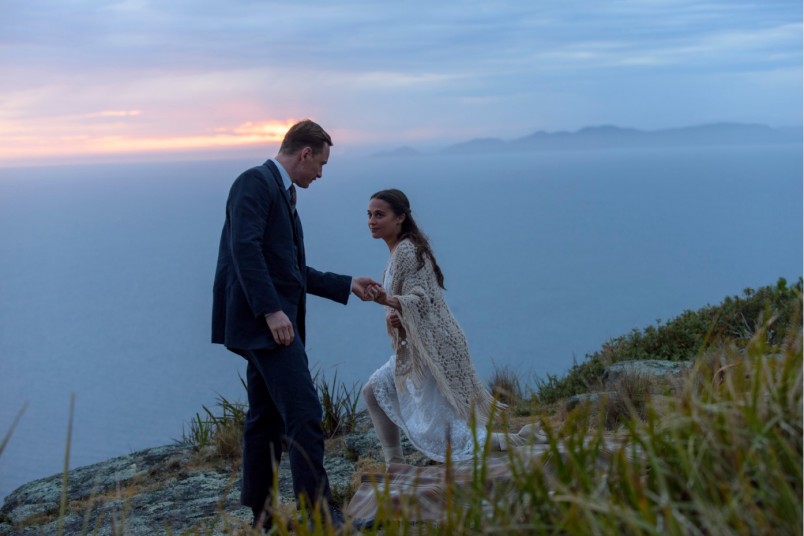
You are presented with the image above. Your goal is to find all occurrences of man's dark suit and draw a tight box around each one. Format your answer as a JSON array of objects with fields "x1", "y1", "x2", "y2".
[{"x1": 212, "y1": 160, "x2": 352, "y2": 512}]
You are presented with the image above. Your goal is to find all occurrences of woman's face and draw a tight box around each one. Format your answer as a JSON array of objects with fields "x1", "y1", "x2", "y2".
[{"x1": 367, "y1": 198, "x2": 404, "y2": 241}]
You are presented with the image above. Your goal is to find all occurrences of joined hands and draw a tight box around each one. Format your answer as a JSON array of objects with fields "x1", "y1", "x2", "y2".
[
  {"x1": 351, "y1": 277, "x2": 399, "y2": 310},
  {"x1": 351, "y1": 277, "x2": 384, "y2": 301}
]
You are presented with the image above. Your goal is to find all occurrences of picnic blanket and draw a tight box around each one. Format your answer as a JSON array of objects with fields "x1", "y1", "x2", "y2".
[{"x1": 346, "y1": 440, "x2": 623, "y2": 527}]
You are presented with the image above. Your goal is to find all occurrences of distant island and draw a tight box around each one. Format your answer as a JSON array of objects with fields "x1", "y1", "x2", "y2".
[{"x1": 371, "y1": 123, "x2": 802, "y2": 157}]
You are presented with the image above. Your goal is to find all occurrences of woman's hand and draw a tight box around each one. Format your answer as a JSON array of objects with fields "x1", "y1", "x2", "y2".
[
  {"x1": 386, "y1": 310, "x2": 406, "y2": 339},
  {"x1": 387, "y1": 310, "x2": 403, "y2": 328},
  {"x1": 373, "y1": 286, "x2": 388, "y2": 305}
]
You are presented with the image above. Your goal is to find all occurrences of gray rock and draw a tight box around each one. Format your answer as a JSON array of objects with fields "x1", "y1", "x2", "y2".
[
  {"x1": 1, "y1": 444, "x2": 191, "y2": 524},
  {"x1": 341, "y1": 426, "x2": 422, "y2": 467},
  {"x1": 565, "y1": 360, "x2": 695, "y2": 413},
  {"x1": 342, "y1": 412, "x2": 382, "y2": 461},
  {"x1": 603, "y1": 359, "x2": 693, "y2": 384},
  {"x1": 566, "y1": 392, "x2": 610, "y2": 411},
  {"x1": 0, "y1": 434, "x2": 366, "y2": 536}
]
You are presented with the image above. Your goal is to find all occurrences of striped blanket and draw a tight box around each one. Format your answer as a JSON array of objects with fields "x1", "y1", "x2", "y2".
[{"x1": 345, "y1": 441, "x2": 623, "y2": 528}]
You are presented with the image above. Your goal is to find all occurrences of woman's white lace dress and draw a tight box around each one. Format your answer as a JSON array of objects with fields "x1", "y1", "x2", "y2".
[{"x1": 367, "y1": 255, "x2": 489, "y2": 462}]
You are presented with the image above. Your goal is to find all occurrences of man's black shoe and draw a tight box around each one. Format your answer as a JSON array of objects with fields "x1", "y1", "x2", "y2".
[
  {"x1": 251, "y1": 507, "x2": 273, "y2": 533},
  {"x1": 285, "y1": 505, "x2": 347, "y2": 533},
  {"x1": 351, "y1": 517, "x2": 375, "y2": 530},
  {"x1": 328, "y1": 505, "x2": 348, "y2": 531}
]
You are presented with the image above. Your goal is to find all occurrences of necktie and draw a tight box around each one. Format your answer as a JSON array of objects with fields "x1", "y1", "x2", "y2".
[{"x1": 288, "y1": 184, "x2": 297, "y2": 213}]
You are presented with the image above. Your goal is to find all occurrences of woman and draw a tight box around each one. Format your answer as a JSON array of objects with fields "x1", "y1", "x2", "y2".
[{"x1": 363, "y1": 189, "x2": 534, "y2": 467}]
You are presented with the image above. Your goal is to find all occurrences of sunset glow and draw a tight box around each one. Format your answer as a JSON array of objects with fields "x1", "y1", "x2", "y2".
[
  {"x1": 230, "y1": 120, "x2": 298, "y2": 140},
  {"x1": 0, "y1": 118, "x2": 300, "y2": 164}
]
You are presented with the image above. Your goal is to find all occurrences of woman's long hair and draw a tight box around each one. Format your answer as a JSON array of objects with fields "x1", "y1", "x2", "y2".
[{"x1": 370, "y1": 189, "x2": 445, "y2": 289}]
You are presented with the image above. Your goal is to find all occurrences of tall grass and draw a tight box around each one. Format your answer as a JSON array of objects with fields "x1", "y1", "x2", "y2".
[
  {"x1": 488, "y1": 362, "x2": 524, "y2": 407},
  {"x1": 318, "y1": 320, "x2": 801, "y2": 535},
  {"x1": 180, "y1": 377, "x2": 248, "y2": 460},
  {"x1": 57, "y1": 394, "x2": 75, "y2": 536},
  {"x1": 180, "y1": 369, "x2": 362, "y2": 457},
  {"x1": 314, "y1": 369, "x2": 361, "y2": 439},
  {"x1": 0, "y1": 402, "x2": 27, "y2": 459},
  {"x1": 9, "y1": 342, "x2": 802, "y2": 534}
]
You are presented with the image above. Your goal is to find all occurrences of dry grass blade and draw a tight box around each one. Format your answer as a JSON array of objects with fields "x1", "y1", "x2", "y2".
[
  {"x1": 0, "y1": 402, "x2": 28, "y2": 458},
  {"x1": 57, "y1": 394, "x2": 75, "y2": 536}
]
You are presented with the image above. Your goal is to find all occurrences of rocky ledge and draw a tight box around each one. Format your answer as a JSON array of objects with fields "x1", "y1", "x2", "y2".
[
  {"x1": 0, "y1": 412, "x2": 411, "y2": 536},
  {"x1": 0, "y1": 359, "x2": 691, "y2": 535}
]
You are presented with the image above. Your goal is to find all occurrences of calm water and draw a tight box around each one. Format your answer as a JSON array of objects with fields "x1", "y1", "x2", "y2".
[{"x1": 1, "y1": 144, "x2": 801, "y2": 500}]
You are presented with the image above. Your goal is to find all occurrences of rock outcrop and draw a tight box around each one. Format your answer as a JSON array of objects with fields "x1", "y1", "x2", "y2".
[
  {"x1": 602, "y1": 359, "x2": 693, "y2": 381},
  {"x1": 0, "y1": 360, "x2": 695, "y2": 535},
  {"x1": 566, "y1": 359, "x2": 693, "y2": 411},
  {"x1": 0, "y1": 413, "x2": 396, "y2": 536}
]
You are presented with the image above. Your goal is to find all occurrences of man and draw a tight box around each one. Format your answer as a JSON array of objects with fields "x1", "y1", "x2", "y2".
[{"x1": 211, "y1": 119, "x2": 378, "y2": 530}]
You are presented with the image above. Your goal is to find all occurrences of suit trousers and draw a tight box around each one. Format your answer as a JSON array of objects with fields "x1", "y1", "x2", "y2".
[{"x1": 233, "y1": 342, "x2": 332, "y2": 512}]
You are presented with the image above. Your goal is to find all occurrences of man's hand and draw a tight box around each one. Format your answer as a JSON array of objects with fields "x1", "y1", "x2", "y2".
[
  {"x1": 351, "y1": 277, "x2": 382, "y2": 301},
  {"x1": 265, "y1": 310, "x2": 294, "y2": 346}
]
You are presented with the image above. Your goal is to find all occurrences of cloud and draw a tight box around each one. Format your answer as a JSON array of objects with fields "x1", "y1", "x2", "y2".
[
  {"x1": 0, "y1": 0, "x2": 800, "y2": 164},
  {"x1": 529, "y1": 21, "x2": 801, "y2": 71},
  {"x1": 87, "y1": 110, "x2": 142, "y2": 118}
]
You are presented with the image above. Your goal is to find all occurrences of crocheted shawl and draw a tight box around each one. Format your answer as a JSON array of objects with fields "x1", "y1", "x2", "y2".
[{"x1": 383, "y1": 239, "x2": 500, "y2": 424}]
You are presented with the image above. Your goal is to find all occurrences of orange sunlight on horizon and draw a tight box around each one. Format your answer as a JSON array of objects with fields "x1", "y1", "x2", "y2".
[{"x1": 0, "y1": 117, "x2": 299, "y2": 165}]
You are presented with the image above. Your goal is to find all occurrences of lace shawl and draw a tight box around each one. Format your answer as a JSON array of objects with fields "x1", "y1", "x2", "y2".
[{"x1": 384, "y1": 239, "x2": 501, "y2": 424}]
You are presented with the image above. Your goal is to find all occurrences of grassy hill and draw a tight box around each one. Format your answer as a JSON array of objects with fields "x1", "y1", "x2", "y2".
[{"x1": 533, "y1": 277, "x2": 802, "y2": 404}]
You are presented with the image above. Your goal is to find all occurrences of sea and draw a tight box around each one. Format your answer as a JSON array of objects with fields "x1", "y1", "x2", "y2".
[{"x1": 1, "y1": 144, "x2": 802, "y2": 501}]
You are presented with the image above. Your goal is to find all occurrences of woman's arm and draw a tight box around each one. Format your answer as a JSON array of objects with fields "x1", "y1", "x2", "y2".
[
  {"x1": 373, "y1": 287, "x2": 401, "y2": 310},
  {"x1": 377, "y1": 243, "x2": 433, "y2": 342}
]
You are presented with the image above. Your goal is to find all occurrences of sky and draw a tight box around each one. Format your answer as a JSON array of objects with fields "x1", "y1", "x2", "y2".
[{"x1": 1, "y1": 0, "x2": 801, "y2": 166}]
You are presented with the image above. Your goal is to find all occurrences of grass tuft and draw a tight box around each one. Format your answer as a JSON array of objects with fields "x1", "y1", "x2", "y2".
[
  {"x1": 599, "y1": 370, "x2": 655, "y2": 429},
  {"x1": 488, "y1": 362, "x2": 524, "y2": 408},
  {"x1": 315, "y1": 369, "x2": 361, "y2": 439},
  {"x1": 180, "y1": 377, "x2": 247, "y2": 461}
]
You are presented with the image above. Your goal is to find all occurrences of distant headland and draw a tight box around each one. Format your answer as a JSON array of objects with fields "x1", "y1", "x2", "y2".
[{"x1": 371, "y1": 122, "x2": 802, "y2": 157}]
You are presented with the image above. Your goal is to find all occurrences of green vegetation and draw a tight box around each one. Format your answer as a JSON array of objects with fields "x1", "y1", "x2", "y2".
[{"x1": 535, "y1": 277, "x2": 802, "y2": 404}]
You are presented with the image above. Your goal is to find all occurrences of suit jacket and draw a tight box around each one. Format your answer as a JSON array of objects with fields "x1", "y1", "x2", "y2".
[{"x1": 211, "y1": 160, "x2": 352, "y2": 350}]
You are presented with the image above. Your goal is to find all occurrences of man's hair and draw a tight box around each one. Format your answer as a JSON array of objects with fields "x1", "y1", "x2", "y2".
[{"x1": 278, "y1": 119, "x2": 333, "y2": 155}]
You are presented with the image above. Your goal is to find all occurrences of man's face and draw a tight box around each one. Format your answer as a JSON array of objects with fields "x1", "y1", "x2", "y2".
[{"x1": 293, "y1": 144, "x2": 330, "y2": 189}]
